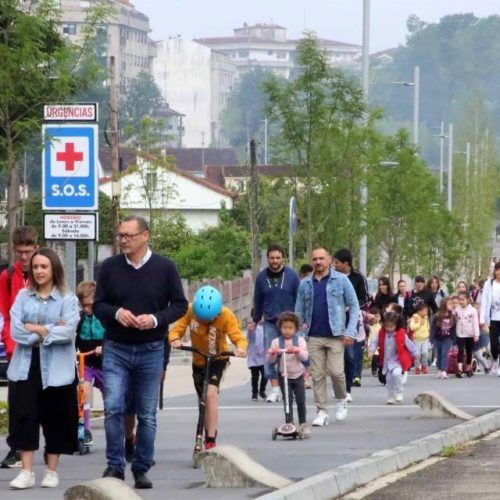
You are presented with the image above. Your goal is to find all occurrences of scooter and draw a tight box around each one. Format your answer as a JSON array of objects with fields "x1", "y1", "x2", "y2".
[
  {"x1": 180, "y1": 345, "x2": 235, "y2": 466},
  {"x1": 271, "y1": 348, "x2": 302, "y2": 441},
  {"x1": 76, "y1": 350, "x2": 96, "y2": 455}
]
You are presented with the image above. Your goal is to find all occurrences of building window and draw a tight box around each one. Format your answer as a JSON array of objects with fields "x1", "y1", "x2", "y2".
[
  {"x1": 267, "y1": 50, "x2": 274, "y2": 55},
  {"x1": 277, "y1": 50, "x2": 287, "y2": 59},
  {"x1": 238, "y1": 50, "x2": 249, "y2": 58},
  {"x1": 62, "y1": 23, "x2": 77, "y2": 35}
]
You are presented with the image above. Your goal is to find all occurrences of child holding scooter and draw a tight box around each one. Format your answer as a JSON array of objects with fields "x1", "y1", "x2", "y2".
[
  {"x1": 169, "y1": 286, "x2": 247, "y2": 450},
  {"x1": 267, "y1": 311, "x2": 311, "y2": 439}
]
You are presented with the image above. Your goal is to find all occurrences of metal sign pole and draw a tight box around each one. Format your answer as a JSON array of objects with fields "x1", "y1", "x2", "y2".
[
  {"x1": 289, "y1": 197, "x2": 297, "y2": 270},
  {"x1": 64, "y1": 241, "x2": 76, "y2": 292}
]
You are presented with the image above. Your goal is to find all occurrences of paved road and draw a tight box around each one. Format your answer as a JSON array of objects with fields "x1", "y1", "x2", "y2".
[
  {"x1": 1, "y1": 369, "x2": 499, "y2": 499},
  {"x1": 364, "y1": 431, "x2": 500, "y2": 500}
]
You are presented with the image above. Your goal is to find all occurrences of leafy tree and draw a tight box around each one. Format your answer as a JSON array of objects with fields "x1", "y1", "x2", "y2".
[
  {"x1": 0, "y1": 0, "x2": 109, "y2": 260},
  {"x1": 121, "y1": 71, "x2": 163, "y2": 140}
]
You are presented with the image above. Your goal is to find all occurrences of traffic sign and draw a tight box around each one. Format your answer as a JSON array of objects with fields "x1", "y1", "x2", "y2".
[
  {"x1": 289, "y1": 196, "x2": 297, "y2": 235},
  {"x1": 43, "y1": 103, "x2": 98, "y2": 122},
  {"x1": 42, "y1": 124, "x2": 98, "y2": 210}
]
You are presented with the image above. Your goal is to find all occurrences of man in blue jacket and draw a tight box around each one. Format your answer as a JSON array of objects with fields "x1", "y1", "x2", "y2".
[
  {"x1": 295, "y1": 247, "x2": 360, "y2": 427},
  {"x1": 249, "y1": 244, "x2": 299, "y2": 402}
]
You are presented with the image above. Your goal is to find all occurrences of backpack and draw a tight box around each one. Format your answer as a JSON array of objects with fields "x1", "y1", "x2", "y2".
[{"x1": 276, "y1": 334, "x2": 309, "y2": 367}]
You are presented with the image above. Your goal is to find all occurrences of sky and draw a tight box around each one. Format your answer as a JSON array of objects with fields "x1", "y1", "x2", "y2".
[{"x1": 131, "y1": 0, "x2": 499, "y2": 52}]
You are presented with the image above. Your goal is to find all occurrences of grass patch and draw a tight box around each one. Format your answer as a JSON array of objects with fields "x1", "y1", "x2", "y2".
[
  {"x1": 441, "y1": 445, "x2": 458, "y2": 457},
  {"x1": 0, "y1": 401, "x2": 8, "y2": 436}
]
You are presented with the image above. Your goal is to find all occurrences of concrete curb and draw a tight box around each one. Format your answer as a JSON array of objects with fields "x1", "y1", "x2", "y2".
[
  {"x1": 414, "y1": 391, "x2": 474, "y2": 420},
  {"x1": 195, "y1": 444, "x2": 292, "y2": 489},
  {"x1": 258, "y1": 409, "x2": 500, "y2": 500},
  {"x1": 64, "y1": 477, "x2": 142, "y2": 500}
]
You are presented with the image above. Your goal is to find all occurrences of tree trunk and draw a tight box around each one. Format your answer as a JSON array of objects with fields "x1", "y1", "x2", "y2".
[
  {"x1": 249, "y1": 139, "x2": 260, "y2": 280},
  {"x1": 6, "y1": 130, "x2": 20, "y2": 264}
]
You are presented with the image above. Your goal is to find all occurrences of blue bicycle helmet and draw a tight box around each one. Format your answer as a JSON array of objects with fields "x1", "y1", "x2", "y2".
[{"x1": 192, "y1": 285, "x2": 223, "y2": 321}]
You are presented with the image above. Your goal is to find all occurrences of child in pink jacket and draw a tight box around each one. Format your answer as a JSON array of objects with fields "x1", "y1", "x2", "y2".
[
  {"x1": 267, "y1": 311, "x2": 310, "y2": 438},
  {"x1": 454, "y1": 291, "x2": 480, "y2": 377}
]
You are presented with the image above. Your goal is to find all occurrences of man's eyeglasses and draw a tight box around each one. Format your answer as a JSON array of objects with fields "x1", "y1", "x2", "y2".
[{"x1": 114, "y1": 231, "x2": 146, "y2": 241}]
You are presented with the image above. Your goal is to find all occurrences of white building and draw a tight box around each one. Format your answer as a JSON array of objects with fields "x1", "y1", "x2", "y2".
[
  {"x1": 153, "y1": 38, "x2": 236, "y2": 148},
  {"x1": 99, "y1": 157, "x2": 235, "y2": 230},
  {"x1": 57, "y1": 0, "x2": 156, "y2": 92},
  {"x1": 195, "y1": 23, "x2": 362, "y2": 79}
]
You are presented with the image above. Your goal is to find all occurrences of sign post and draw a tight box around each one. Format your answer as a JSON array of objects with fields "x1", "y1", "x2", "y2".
[
  {"x1": 289, "y1": 196, "x2": 297, "y2": 270},
  {"x1": 42, "y1": 104, "x2": 99, "y2": 291}
]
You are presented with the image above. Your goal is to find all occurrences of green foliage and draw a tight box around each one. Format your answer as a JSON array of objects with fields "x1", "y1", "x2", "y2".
[
  {"x1": 121, "y1": 71, "x2": 164, "y2": 140},
  {"x1": 0, "y1": 401, "x2": 7, "y2": 436}
]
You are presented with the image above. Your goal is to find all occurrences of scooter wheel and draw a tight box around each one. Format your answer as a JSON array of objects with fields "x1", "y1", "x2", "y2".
[{"x1": 271, "y1": 428, "x2": 278, "y2": 441}]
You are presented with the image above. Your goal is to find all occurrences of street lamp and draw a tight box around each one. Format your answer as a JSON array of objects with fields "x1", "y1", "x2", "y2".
[
  {"x1": 392, "y1": 65, "x2": 420, "y2": 147},
  {"x1": 432, "y1": 122, "x2": 448, "y2": 193}
]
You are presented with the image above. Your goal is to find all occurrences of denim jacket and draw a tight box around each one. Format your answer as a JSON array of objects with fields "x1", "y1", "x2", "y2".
[
  {"x1": 295, "y1": 269, "x2": 360, "y2": 339},
  {"x1": 7, "y1": 288, "x2": 80, "y2": 388}
]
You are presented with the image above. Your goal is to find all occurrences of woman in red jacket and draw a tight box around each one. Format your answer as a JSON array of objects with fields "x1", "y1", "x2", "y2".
[{"x1": 368, "y1": 312, "x2": 416, "y2": 405}]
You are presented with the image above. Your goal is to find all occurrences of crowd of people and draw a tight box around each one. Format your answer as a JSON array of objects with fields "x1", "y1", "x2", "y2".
[{"x1": 0, "y1": 221, "x2": 497, "y2": 491}]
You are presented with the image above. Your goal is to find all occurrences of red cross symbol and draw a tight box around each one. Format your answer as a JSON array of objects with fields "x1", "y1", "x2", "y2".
[{"x1": 56, "y1": 142, "x2": 83, "y2": 171}]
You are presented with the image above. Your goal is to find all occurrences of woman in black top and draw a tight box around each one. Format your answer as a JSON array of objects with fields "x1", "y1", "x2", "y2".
[{"x1": 372, "y1": 276, "x2": 395, "y2": 313}]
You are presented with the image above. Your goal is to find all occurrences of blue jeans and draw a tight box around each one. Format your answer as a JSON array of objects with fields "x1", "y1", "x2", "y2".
[
  {"x1": 434, "y1": 337, "x2": 454, "y2": 372},
  {"x1": 103, "y1": 340, "x2": 164, "y2": 473},
  {"x1": 263, "y1": 322, "x2": 280, "y2": 380},
  {"x1": 353, "y1": 340, "x2": 365, "y2": 379},
  {"x1": 344, "y1": 344, "x2": 355, "y2": 392}
]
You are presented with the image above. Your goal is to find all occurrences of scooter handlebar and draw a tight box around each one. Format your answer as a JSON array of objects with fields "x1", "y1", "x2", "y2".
[{"x1": 179, "y1": 345, "x2": 235, "y2": 358}]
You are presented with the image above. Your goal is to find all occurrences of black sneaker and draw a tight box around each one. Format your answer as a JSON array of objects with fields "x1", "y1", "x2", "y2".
[
  {"x1": 251, "y1": 393, "x2": 258, "y2": 401},
  {"x1": 84, "y1": 430, "x2": 94, "y2": 445},
  {"x1": 133, "y1": 470, "x2": 153, "y2": 489},
  {"x1": 125, "y1": 436, "x2": 135, "y2": 463},
  {"x1": 259, "y1": 391, "x2": 267, "y2": 400},
  {"x1": 1, "y1": 449, "x2": 21, "y2": 468},
  {"x1": 102, "y1": 466, "x2": 125, "y2": 480}
]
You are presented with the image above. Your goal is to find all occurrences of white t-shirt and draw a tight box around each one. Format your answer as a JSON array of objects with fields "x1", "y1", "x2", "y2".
[{"x1": 491, "y1": 280, "x2": 500, "y2": 321}]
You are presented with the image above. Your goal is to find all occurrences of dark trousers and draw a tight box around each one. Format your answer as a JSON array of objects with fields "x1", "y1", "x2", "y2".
[
  {"x1": 8, "y1": 350, "x2": 78, "y2": 454},
  {"x1": 250, "y1": 366, "x2": 267, "y2": 396},
  {"x1": 278, "y1": 374, "x2": 306, "y2": 425},
  {"x1": 490, "y1": 321, "x2": 500, "y2": 361},
  {"x1": 457, "y1": 337, "x2": 474, "y2": 367},
  {"x1": 344, "y1": 345, "x2": 354, "y2": 392}
]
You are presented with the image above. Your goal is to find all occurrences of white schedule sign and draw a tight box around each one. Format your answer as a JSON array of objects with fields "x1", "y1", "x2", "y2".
[{"x1": 44, "y1": 213, "x2": 97, "y2": 241}]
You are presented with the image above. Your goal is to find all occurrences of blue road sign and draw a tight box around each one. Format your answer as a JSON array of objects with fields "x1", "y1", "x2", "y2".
[
  {"x1": 289, "y1": 196, "x2": 297, "y2": 235},
  {"x1": 42, "y1": 124, "x2": 98, "y2": 210}
]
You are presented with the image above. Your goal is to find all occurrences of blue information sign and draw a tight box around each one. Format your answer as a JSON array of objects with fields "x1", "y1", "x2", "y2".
[{"x1": 42, "y1": 124, "x2": 98, "y2": 210}]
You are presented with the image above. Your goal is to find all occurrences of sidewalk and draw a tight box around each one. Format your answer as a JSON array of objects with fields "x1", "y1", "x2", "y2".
[
  {"x1": 359, "y1": 430, "x2": 500, "y2": 499},
  {"x1": 0, "y1": 356, "x2": 250, "y2": 408}
]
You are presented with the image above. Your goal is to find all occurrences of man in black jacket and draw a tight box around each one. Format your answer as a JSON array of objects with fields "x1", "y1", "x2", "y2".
[
  {"x1": 333, "y1": 249, "x2": 369, "y2": 401},
  {"x1": 94, "y1": 215, "x2": 187, "y2": 489},
  {"x1": 404, "y1": 275, "x2": 438, "y2": 320}
]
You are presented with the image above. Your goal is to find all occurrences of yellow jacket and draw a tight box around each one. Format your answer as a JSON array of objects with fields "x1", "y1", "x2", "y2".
[
  {"x1": 169, "y1": 305, "x2": 247, "y2": 367},
  {"x1": 409, "y1": 314, "x2": 430, "y2": 342}
]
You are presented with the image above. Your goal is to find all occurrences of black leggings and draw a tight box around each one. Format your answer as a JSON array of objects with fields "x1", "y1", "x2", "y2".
[
  {"x1": 250, "y1": 366, "x2": 267, "y2": 395},
  {"x1": 279, "y1": 375, "x2": 306, "y2": 425},
  {"x1": 490, "y1": 321, "x2": 500, "y2": 361},
  {"x1": 456, "y1": 337, "x2": 474, "y2": 367}
]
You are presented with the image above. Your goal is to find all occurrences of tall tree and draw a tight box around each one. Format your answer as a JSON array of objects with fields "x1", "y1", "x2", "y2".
[{"x1": 0, "y1": 0, "x2": 109, "y2": 259}]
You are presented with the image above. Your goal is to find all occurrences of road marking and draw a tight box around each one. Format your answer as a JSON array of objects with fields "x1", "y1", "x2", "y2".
[{"x1": 160, "y1": 404, "x2": 500, "y2": 411}]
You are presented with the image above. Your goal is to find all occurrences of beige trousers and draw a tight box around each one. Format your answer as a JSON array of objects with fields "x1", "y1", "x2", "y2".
[{"x1": 307, "y1": 336, "x2": 347, "y2": 413}]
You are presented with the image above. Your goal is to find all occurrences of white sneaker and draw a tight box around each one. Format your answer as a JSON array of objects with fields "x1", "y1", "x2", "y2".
[
  {"x1": 346, "y1": 392, "x2": 353, "y2": 403},
  {"x1": 441, "y1": 371, "x2": 448, "y2": 379},
  {"x1": 395, "y1": 394, "x2": 403, "y2": 403},
  {"x1": 41, "y1": 469, "x2": 59, "y2": 488},
  {"x1": 312, "y1": 411, "x2": 329, "y2": 427},
  {"x1": 496, "y1": 367, "x2": 500, "y2": 377},
  {"x1": 266, "y1": 387, "x2": 281, "y2": 403},
  {"x1": 10, "y1": 469, "x2": 35, "y2": 490},
  {"x1": 402, "y1": 372, "x2": 408, "y2": 384},
  {"x1": 386, "y1": 397, "x2": 395, "y2": 405},
  {"x1": 335, "y1": 399, "x2": 348, "y2": 421},
  {"x1": 436, "y1": 370, "x2": 442, "y2": 378}
]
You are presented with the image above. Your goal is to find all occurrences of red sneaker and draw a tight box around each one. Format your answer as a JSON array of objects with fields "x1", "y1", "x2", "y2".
[
  {"x1": 421, "y1": 365, "x2": 428, "y2": 374},
  {"x1": 204, "y1": 441, "x2": 216, "y2": 450},
  {"x1": 415, "y1": 367, "x2": 421, "y2": 375}
]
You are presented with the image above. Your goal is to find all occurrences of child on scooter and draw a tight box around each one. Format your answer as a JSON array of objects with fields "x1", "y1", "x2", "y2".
[
  {"x1": 267, "y1": 311, "x2": 311, "y2": 438},
  {"x1": 169, "y1": 286, "x2": 247, "y2": 449},
  {"x1": 76, "y1": 281, "x2": 105, "y2": 446}
]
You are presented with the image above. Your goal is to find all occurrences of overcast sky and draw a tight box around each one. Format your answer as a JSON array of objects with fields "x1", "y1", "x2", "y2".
[{"x1": 131, "y1": 0, "x2": 499, "y2": 52}]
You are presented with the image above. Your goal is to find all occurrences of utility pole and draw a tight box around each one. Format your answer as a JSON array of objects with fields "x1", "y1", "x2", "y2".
[
  {"x1": 438, "y1": 122, "x2": 445, "y2": 192},
  {"x1": 359, "y1": 0, "x2": 370, "y2": 276},
  {"x1": 447, "y1": 123, "x2": 453, "y2": 211},
  {"x1": 110, "y1": 56, "x2": 120, "y2": 254},
  {"x1": 263, "y1": 117, "x2": 268, "y2": 165},
  {"x1": 249, "y1": 139, "x2": 260, "y2": 280},
  {"x1": 412, "y1": 65, "x2": 420, "y2": 147}
]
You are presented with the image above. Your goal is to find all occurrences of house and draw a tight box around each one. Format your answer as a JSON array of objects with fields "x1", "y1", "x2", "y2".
[
  {"x1": 99, "y1": 156, "x2": 235, "y2": 230},
  {"x1": 204, "y1": 164, "x2": 295, "y2": 191}
]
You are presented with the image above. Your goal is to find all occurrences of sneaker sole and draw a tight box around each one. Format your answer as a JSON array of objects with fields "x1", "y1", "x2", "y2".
[{"x1": 3, "y1": 462, "x2": 22, "y2": 468}]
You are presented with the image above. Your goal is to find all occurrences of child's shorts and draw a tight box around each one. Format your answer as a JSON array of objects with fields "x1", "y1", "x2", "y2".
[
  {"x1": 192, "y1": 359, "x2": 229, "y2": 398},
  {"x1": 84, "y1": 366, "x2": 105, "y2": 394}
]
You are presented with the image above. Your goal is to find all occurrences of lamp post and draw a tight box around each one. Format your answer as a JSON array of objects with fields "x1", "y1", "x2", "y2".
[
  {"x1": 433, "y1": 122, "x2": 448, "y2": 193},
  {"x1": 359, "y1": 0, "x2": 370, "y2": 276},
  {"x1": 447, "y1": 123, "x2": 454, "y2": 211},
  {"x1": 393, "y1": 65, "x2": 420, "y2": 147}
]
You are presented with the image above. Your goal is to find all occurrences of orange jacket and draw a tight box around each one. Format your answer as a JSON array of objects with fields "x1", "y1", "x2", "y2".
[{"x1": 169, "y1": 305, "x2": 247, "y2": 367}]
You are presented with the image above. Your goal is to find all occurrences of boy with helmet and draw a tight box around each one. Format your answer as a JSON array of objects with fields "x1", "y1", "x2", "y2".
[{"x1": 169, "y1": 286, "x2": 247, "y2": 449}]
